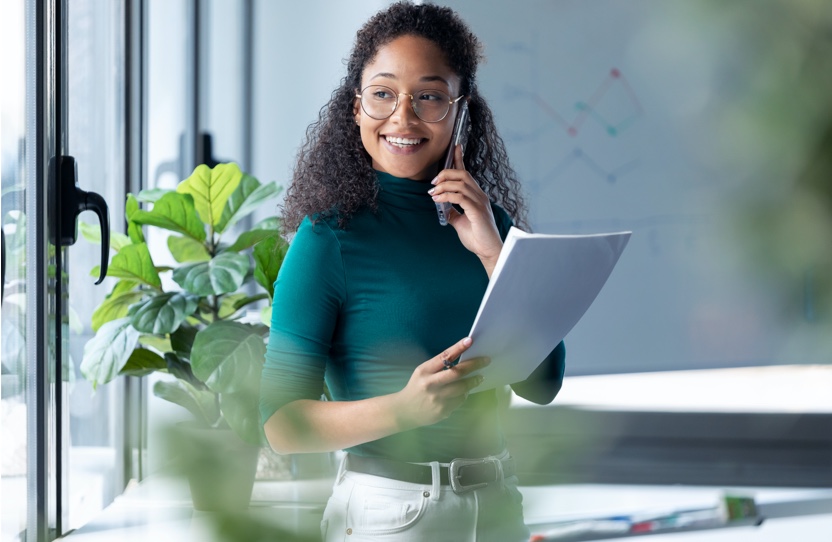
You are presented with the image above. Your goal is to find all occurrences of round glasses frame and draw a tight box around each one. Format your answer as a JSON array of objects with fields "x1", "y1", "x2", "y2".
[{"x1": 355, "y1": 85, "x2": 465, "y2": 123}]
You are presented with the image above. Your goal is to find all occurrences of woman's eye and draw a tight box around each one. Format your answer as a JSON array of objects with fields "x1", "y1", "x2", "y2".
[
  {"x1": 373, "y1": 91, "x2": 394, "y2": 100},
  {"x1": 418, "y1": 92, "x2": 443, "y2": 101}
]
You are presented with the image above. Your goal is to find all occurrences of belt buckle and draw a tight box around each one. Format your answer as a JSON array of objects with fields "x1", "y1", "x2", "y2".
[{"x1": 449, "y1": 457, "x2": 501, "y2": 494}]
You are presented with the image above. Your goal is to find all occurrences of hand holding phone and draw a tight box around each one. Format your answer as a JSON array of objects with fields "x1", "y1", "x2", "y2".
[{"x1": 436, "y1": 101, "x2": 470, "y2": 226}]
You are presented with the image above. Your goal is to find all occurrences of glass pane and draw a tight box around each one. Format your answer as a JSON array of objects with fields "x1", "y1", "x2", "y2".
[
  {"x1": 1, "y1": 0, "x2": 30, "y2": 540},
  {"x1": 65, "y1": 0, "x2": 127, "y2": 531}
]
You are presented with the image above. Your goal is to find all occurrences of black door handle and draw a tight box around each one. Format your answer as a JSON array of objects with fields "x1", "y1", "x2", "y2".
[{"x1": 48, "y1": 155, "x2": 110, "y2": 284}]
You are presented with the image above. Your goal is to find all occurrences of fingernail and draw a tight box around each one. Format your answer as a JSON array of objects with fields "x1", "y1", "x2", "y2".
[
  {"x1": 431, "y1": 195, "x2": 439, "y2": 201},
  {"x1": 431, "y1": 176, "x2": 439, "y2": 185},
  {"x1": 427, "y1": 187, "x2": 435, "y2": 195},
  {"x1": 463, "y1": 337, "x2": 472, "y2": 346}
]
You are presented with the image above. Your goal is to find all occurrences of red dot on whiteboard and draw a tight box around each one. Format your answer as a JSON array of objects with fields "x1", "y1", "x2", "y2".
[
  {"x1": 567, "y1": 127, "x2": 577, "y2": 137},
  {"x1": 611, "y1": 68, "x2": 621, "y2": 78}
]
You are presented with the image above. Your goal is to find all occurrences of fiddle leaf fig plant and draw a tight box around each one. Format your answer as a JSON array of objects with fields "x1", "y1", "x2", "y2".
[{"x1": 79, "y1": 163, "x2": 284, "y2": 445}]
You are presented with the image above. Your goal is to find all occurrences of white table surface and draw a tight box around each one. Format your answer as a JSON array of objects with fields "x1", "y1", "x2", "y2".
[
  {"x1": 58, "y1": 474, "x2": 832, "y2": 542},
  {"x1": 60, "y1": 366, "x2": 832, "y2": 541}
]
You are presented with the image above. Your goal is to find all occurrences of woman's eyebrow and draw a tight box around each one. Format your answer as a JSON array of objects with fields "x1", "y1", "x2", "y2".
[
  {"x1": 369, "y1": 72, "x2": 397, "y2": 80},
  {"x1": 368, "y1": 73, "x2": 451, "y2": 87},
  {"x1": 420, "y1": 75, "x2": 450, "y2": 87}
]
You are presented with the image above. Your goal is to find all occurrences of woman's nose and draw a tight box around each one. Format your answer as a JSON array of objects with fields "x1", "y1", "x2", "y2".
[{"x1": 391, "y1": 94, "x2": 419, "y2": 126}]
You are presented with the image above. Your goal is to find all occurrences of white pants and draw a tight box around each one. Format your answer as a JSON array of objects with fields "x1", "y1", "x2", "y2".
[{"x1": 320, "y1": 452, "x2": 529, "y2": 542}]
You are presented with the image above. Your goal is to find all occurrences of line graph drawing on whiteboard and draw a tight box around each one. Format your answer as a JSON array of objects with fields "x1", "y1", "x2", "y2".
[
  {"x1": 503, "y1": 67, "x2": 643, "y2": 138},
  {"x1": 497, "y1": 36, "x2": 644, "y2": 187},
  {"x1": 543, "y1": 147, "x2": 640, "y2": 185}
]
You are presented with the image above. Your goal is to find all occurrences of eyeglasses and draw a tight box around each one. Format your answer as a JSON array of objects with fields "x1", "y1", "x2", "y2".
[{"x1": 356, "y1": 85, "x2": 465, "y2": 123}]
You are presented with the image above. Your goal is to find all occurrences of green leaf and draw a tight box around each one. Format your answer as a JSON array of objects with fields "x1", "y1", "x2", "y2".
[
  {"x1": 252, "y1": 216, "x2": 281, "y2": 231},
  {"x1": 164, "y1": 352, "x2": 204, "y2": 388},
  {"x1": 253, "y1": 236, "x2": 289, "y2": 298},
  {"x1": 219, "y1": 293, "x2": 249, "y2": 319},
  {"x1": 171, "y1": 325, "x2": 199, "y2": 357},
  {"x1": 220, "y1": 391, "x2": 263, "y2": 445},
  {"x1": 172, "y1": 252, "x2": 249, "y2": 296},
  {"x1": 168, "y1": 235, "x2": 211, "y2": 263},
  {"x1": 224, "y1": 229, "x2": 281, "y2": 253},
  {"x1": 120, "y1": 348, "x2": 167, "y2": 376},
  {"x1": 190, "y1": 321, "x2": 266, "y2": 395},
  {"x1": 260, "y1": 305, "x2": 272, "y2": 326},
  {"x1": 129, "y1": 292, "x2": 199, "y2": 335},
  {"x1": 136, "y1": 187, "x2": 173, "y2": 203},
  {"x1": 80, "y1": 318, "x2": 141, "y2": 389},
  {"x1": 232, "y1": 293, "x2": 270, "y2": 310},
  {"x1": 139, "y1": 334, "x2": 173, "y2": 354},
  {"x1": 91, "y1": 281, "x2": 145, "y2": 331},
  {"x1": 131, "y1": 192, "x2": 206, "y2": 242},
  {"x1": 153, "y1": 379, "x2": 220, "y2": 426},
  {"x1": 126, "y1": 194, "x2": 145, "y2": 244},
  {"x1": 177, "y1": 163, "x2": 243, "y2": 227},
  {"x1": 216, "y1": 175, "x2": 281, "y2": 233},
  {"x1": 79, "y1": 221, "x2": 132, "y2": 252},
  {"x1": 107, "y1": 243, "x2": 161, "y2": 288}
]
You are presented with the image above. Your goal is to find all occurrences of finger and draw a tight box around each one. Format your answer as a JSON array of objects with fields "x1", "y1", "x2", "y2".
[
  {"x1": 433, "y1": 358, "x2": 489, "y2": 395},
  {"x1": 437, "y1": 356, "x2": 490, "y2": 383},
  {"x1": 430, "y1": 190, "x2": 468, "y2": 208},
  {"x1": 443, "y1": 374, "x2": 485, "y2": 398},
  {"x1": 429, "y1": 178, "x2": 479, "y2": 197},
  {"x1": 430, "y1": 188, "x2": 485, "y2": 213},
  {"x1": 431, "y1": 173, "x2": 487, "y2": 207},
  {"x1": 425, "y1": 337, "x2": 473, "y2": 373}
]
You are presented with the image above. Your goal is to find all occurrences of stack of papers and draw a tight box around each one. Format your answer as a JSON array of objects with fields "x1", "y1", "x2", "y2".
[{"x1": 462, "y1": 227, "x2": 631, "y2": 389}]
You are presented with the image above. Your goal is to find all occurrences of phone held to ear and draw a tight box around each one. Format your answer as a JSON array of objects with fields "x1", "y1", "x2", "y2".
[{"x1": 436, "y1": 100, "x2": 470, "y2": 226}]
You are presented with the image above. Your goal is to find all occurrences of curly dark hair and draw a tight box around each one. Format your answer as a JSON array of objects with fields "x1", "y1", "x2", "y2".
[{"x1": 280, "y1": 1, "x2": 528, "y2": 233}]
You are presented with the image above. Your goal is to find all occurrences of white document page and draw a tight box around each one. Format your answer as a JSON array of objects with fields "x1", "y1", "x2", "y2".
[{"x1": 461, "y1": 227, "x2": 631, "y2": 390}]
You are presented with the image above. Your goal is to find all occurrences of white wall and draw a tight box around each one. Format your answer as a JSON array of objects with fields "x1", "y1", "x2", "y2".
[
  {"x1": 442, "y1": 0, "x2": 829, "y2": 375},
  {"x1": 248, "y1": 0, "x2": 390, "y2": 223}
]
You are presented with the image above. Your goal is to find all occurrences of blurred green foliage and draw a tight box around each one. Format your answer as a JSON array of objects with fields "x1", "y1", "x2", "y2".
[{"x1": 702, "y1": 0, "x2": 832, "y2": 340}]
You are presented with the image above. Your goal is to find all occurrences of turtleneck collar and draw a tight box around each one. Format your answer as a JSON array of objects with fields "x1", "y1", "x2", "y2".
[{"x1": 375, "y1": 170, "x2": 437, "y2": 212}]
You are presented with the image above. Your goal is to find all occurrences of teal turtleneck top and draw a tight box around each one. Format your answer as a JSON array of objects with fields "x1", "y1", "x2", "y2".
[{"x1": 260, "y1": 171, "x2": 564, "y2": 462}]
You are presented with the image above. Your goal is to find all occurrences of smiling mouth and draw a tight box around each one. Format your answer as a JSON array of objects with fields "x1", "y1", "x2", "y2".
[{"x1": 384, "y1": 135, "x2": 427, "y2": 148}]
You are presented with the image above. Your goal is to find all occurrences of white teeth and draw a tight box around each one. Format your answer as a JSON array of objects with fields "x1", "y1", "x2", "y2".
[{"x1": 385, "y1": 136, "x2": 423, "y2": 146}]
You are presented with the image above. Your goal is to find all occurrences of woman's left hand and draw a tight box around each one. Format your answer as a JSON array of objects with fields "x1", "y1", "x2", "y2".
[{"x1": 429, "y1": 144, "x2": 503, "y2": 276}]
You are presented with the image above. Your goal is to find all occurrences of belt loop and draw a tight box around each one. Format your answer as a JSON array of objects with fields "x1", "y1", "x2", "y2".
[
  {"x1": 335, "y1": 453, "x2": 349, "y2": 485},
  {"x1": 429, "y1": 461, "x2": 441, "y2": 500},
  {"x1": 493, "y1": 455, "x2": 505, "y2": 489}
]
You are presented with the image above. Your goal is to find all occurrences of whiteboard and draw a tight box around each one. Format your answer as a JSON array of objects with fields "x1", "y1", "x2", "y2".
[{"x1": 444, "y1": 0, "x2": 827, "y2": 375}]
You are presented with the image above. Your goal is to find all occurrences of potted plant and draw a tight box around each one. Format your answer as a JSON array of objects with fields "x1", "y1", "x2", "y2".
[{"x1": 79, "y1": 162, "x2": 285, "y2": 509}]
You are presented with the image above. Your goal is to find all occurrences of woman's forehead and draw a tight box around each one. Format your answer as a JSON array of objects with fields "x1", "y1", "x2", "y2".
[{"x1": 362, "y1": 35, "x2": 459, "y2": 90}]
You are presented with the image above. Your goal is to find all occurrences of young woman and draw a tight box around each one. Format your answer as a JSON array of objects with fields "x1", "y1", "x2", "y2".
[{"x1": 260, "y1": 3, "x2": 565, "y2": 540}]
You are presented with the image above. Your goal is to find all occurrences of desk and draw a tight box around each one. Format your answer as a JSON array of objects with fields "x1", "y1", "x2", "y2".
[
  {"x1": 62, "y1": 367, "x2": 832, "y2": 540},
  {"x1": 60, "y1": 476, "x2": 832, "y2": 541}
]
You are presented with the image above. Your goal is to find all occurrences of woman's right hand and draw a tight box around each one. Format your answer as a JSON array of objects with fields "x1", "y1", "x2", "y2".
[{"x1": 393, "y1": 337, "x2": 490, "y2": 430}]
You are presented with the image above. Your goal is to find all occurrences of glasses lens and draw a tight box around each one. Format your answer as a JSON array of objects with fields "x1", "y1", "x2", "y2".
[
  {"x1": 411, "y1": 90, "x2": 451, "y2": 122},
  {"x1": 361, "y1": 86, "x2": 398, "y2": 120},
  {"x1": 360, "y1": 86, "x2": 452, "y2": 122}
]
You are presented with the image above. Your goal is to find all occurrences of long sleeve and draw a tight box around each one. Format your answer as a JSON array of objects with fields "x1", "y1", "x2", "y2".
[
  {"x1": 259, "y1": 217, "x2": 346, "y2": 426},
  {"x1": 510, "y1": 340, "x2": 566, "y2": 405}
]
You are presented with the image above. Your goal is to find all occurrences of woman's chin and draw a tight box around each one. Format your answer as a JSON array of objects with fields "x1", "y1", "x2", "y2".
[{"x1": 375, "y1": 161, "x2": 440, "y2": 182}]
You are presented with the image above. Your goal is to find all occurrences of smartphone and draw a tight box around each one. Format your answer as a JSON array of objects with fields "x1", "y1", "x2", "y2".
[{"x1": 436, "y1": 100, "x2": 470, "y2": 226}]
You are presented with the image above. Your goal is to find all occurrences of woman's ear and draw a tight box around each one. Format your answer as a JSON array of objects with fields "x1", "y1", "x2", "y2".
[{"x1": 353, "y1": 98, "x2": 361, "y2": 126}]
